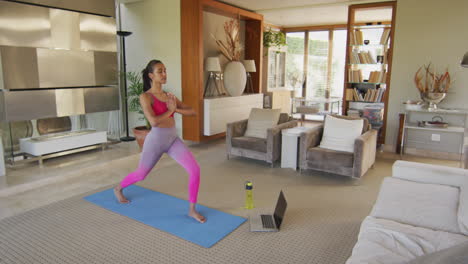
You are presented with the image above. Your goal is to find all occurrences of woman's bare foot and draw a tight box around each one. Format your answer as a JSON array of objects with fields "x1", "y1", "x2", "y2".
[
  {"x1": 114, "y1": 186, "x2": 130, "y2": 203},
  {"x1": 189, "y1": 210, "x2": 206, "y2": 223},
  {"x1": 189, "y1": 203, "x2": 206, "y2": 223}
]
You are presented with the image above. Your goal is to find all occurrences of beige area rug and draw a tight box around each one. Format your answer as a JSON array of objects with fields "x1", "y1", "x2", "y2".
[{"x1": 0, "y1": 143, "x2": 395, "y2": 264}]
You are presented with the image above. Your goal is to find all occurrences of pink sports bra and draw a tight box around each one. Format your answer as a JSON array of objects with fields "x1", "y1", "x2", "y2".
[{"x1": 149, "y1": 93, "x2": 174, "y2": 118}]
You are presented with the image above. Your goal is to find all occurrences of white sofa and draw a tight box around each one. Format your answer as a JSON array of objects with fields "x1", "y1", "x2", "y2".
[{"x1": 346, "y1": 160, "x2": 468, "y2": 264}]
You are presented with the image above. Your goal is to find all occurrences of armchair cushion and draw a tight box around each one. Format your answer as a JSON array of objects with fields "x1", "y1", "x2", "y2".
[
  {"x1": 231, "y1": 136, "x2": 267, "y2": 153},
  {"x1": 319, "y1": 115, "x2": 364, "y2": 152},
  {"x1": 244, "y1": 108, "x2": 281, "y2": 139},
  {"x1": 307, "y1": 147, "x2": 354, "y2": 175}
]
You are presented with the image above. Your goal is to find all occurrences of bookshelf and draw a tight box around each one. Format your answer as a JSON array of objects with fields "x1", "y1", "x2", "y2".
[{"x1": 342, "y1": 1, "x2": 396, "y2": 144}]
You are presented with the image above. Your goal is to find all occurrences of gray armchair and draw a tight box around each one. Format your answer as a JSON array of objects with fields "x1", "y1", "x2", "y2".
[
  {"x1": 226, "y1": 113, "x2": 298, "y2": 166},
  {"x1": 298, "y1": 115, "x2": 377, "y2": 178}
]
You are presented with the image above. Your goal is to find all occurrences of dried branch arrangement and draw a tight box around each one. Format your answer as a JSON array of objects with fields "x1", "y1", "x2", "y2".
[
  {"x1": 211, "y1": 18, "x2": 242, "y2": 61},
  {"x1": 414, "y1": 63, "x2": 451, "y2": 93}
]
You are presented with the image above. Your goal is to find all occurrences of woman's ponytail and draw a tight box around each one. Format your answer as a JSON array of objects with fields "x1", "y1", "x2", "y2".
[{"x1": 141, "y1": 59, "x2": 163, "y2": 92}]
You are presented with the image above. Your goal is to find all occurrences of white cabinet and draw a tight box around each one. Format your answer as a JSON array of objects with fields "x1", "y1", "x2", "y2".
[
  {"x1": 203, "y1": 94, "x2": 263, "y2": 136},
  {"x1": 401, "y1": 109, "x2": 467, "y2": 160}
]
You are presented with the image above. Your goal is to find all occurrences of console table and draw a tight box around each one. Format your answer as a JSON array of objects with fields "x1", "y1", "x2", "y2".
[{"x1": 400, "y1": 108, "x2": 467, "y2": 163}]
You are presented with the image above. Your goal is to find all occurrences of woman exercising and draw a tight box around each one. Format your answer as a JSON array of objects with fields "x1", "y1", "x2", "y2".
[{"x1": 114, "y1": 59, "x2": 206, "y2": 223}]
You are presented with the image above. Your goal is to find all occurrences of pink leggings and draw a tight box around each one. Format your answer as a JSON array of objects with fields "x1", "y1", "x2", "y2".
[{"x1": 120, "y1": 127, "x2": 200, "y2": 203}]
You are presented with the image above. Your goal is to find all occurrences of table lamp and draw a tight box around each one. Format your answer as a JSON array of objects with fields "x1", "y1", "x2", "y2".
[
  {"x1": 243, "y1": 60, "x2": 256, "y2": 94},
  {"x1": 204, "y1": 57, "x2": 222, "y2": 97}
]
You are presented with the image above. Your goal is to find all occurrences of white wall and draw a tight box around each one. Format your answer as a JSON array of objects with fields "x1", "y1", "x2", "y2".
[
  {"x1": 386, "y1": 0, "x2": 468, "y2": 150},
  {"x1": 120, "y1": 0, "x2": 182, "y2": 136}
]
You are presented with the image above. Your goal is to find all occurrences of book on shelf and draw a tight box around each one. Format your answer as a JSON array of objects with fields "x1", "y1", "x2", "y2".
[
  {"x1": 350, "y1": 51, "x2": 376, "y2": 64},
  {"x1": 348, "y1": 69, "x2": 363, "y2": 83},
  {"x1": 350, "y1": 30, "x2": 364, "y2": 45},
  {"x1": 351, "y1": 87, "x2": 386, "y2": 103},
  {"x1": 380, "y1": 28, "x2": 391, "y2": 45},
  {"x1": 368, "y1": 70, "x2": 387, "y2": 83}
]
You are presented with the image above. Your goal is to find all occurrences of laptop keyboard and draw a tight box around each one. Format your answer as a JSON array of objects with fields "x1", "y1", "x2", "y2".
[{"x1": 261, "y1": 215, "x2": 275, "y2": 229}]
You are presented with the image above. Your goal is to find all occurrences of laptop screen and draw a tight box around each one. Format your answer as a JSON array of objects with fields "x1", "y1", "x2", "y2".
[{"x1": 273, "y1": 191, "x2": 287, "y2": 228}]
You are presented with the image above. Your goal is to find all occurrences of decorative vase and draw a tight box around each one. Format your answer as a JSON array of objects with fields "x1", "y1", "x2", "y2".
[
  {"x1": 420, "y1": 92, "x2": 446, "y2": 111},
  {"x1": 223, "y1": 61, "x2": 247, "y2": 97},
  {"x1": 133, "y1": 126, "x2": 150, "y2": 150}
]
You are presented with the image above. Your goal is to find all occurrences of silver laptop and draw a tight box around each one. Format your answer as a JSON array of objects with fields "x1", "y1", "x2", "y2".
[{"x1": 249, "y1": 191, "x2": 287, "y2": 232}]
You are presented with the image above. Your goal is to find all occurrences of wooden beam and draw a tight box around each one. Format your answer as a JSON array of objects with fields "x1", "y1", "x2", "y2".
[
  {"x1": 302, "y1": 31, "x2": 309, "y2": 98},
  {"x1": 201, "y1": 0, "x2": 263, "y2": 21},
  {"x1": 284, "y1": 24, "x2": 347, "y2": 32},
  {"x1": 325, "y1": 29, "x2": 333, "y2": 110},
  {"x1": 283, "y1": 22, "x2": 390, "y2": 33},
  {"x1": 245, "y1": 20, "x2": 264, "y2": 93},
  {"x1": 379, "y1": 1, "x2": 397, "y2": 144},
  {"x1": 264, "y1": 22, "x2": 283, "y2": 31},
  {"x1": 181, "y1": 0, "x2": 203, "y2": 141}
]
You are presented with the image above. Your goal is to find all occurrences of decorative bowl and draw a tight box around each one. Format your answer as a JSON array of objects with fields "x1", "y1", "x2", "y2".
[{"x1": 420, "y1": 92, "x2": 446, "y2": 111}]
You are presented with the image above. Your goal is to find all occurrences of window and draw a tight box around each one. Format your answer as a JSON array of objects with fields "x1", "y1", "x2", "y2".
[
  {"x1": 286, "y1": 28, "x2": 347, "y2": 101},
  {"x1": 285, "y1": 32, "x2": 305, "y2": 97},
  {"x1": 307, "y1": 31, "x2": 329, "y2": 98}
]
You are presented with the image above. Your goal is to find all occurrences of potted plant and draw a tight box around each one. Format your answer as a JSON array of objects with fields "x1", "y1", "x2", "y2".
[
  {"x1": 263, "y1": 29, "x2": 286, "y2": 49},
  {"x1": 125, "y1": 71, "x2": 150, "y2": 149}
]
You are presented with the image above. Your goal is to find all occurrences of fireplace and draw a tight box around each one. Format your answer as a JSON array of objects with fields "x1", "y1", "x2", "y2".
[{"x1": 0, "y1": 0, "x2": 121, "y2": 166}]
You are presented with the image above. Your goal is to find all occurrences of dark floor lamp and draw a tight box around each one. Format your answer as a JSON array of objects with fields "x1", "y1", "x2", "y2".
[{"x1": 117, "y1": 30, "x2": 135, "y2": 142}]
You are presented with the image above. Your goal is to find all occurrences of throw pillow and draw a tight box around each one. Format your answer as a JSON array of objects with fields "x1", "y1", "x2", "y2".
[
  {"x1": 371, "y1": 177, "x2": 461, "y2": 234},
  {"x1": 319, "y1": 115, "x2": 364, "y2": 152},
  {"x1": 244, "y1": 108, "x2": 281, "y2": 139}
]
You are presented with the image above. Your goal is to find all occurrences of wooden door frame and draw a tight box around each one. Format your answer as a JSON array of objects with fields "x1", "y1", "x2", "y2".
[{"x1": 181, "y1": 0, "x2": 264, "y2": 142}]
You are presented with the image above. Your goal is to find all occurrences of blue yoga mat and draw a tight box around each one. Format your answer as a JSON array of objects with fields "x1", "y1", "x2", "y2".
[{"x1": 84, "y1": 186, "x2": 246, "y2": 248}]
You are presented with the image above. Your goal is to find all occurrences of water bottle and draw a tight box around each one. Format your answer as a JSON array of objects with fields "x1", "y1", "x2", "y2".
[{"x1": 244, "y1": 181, "x2": 254, "y2": 209}]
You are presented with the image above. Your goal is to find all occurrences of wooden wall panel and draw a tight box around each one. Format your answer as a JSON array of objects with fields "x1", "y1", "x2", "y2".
[
  {"x1": 181, "y1": 0, "x2": 263, "y2": 142},
  {"x1": 181, "y1": 0, "x2": 203, "y2": 141},
  {"x1": 245, "y1": 20, "x2": 263, "y2": 93}
]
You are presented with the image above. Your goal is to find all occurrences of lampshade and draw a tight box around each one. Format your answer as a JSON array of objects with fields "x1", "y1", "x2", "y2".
[
  {"x1": 205, "y1": 57, "x2": 221, "y2": 72},
  {"x1": 462, "y1": 52, "x2": 468, "y2": 68},
  {"x1": 243, "y1": 60, "x2": 256, "y2": 72}
]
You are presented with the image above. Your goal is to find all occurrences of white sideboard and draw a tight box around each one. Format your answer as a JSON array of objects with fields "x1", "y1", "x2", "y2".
[
  {"x1": 19, "y1": 130, "x2": 107, "y2": 156},
  {"x1": 401, "y1": 109, "x2": 467, "y2": 159},
  {"x1": 204, "y1": 94, "x2": 263, "y2": 136}
]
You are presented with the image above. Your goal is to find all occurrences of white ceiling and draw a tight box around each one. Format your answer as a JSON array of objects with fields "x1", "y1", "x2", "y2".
[{"x1": 219, "y1": 0, "x2": 394, "y2": 27}]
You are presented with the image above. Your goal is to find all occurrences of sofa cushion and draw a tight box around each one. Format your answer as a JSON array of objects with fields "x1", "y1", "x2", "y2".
[
  {"x1": 346, "y1": 216, "x2": 468, "y2": 264},
  {"x1": 319, "y1": 115, "x2": 363, "y2": 153},
  {"x1": 371, "y1": 177, "x2": 461, "y2": 234},
  {"x1": 307, "y1": 147, "x2": 354, "y2": 168},
  {"x1": 231, "y1": 136, "x2": 267, "y2": 153},
  {"x1": 244, "y1": 108, "x2": 281, "y2": 139},
  {"x1": 407, "y1": 240, "x2": 468, "y2": 264},
  {"x1": 330, "y1": 114, "x2": 370, "y2": 133}
]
